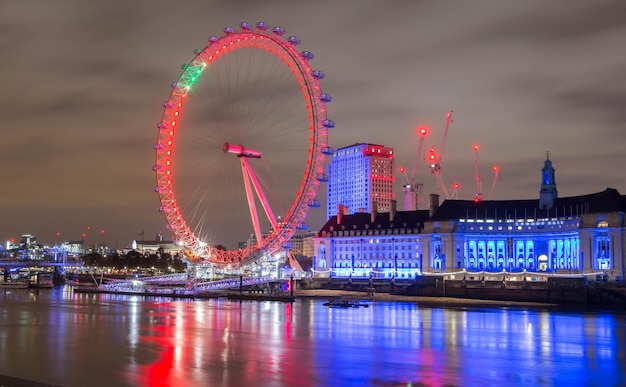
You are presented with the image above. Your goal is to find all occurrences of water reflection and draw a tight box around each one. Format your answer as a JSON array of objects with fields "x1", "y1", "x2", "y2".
[{"x1": 0, "y1": 287, "x2": 624, "y2": 386}]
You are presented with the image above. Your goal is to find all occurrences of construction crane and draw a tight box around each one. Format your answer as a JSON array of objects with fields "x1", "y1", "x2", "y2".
[
  {"x1": 427, "y1": 146, "x2": 450, "y2": 199},
  {"x1": 488, "y1": 165, "x2": 500, "y2": 200},
  {"x1": 473, "y1": 144, "x2": 483, "y2": 202},
  {"x1": 400, "y1": 126, "x2": 428, "y2": 210},
  {"x1": 428, "y1": 111, "x2": 453, "y2": 199},
  {"x1": 449, "y1": 182, "x2": 460, "y2": 199}
]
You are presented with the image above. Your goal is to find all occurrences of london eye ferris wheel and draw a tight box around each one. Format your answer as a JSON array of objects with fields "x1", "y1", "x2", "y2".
[{"x1": 154, "y1": 22, "x2": 334, "y2": 265}]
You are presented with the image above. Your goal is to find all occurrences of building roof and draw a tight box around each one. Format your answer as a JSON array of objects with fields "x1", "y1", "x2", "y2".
[
  {"x1": 430, "y1": 188, "x2": 626, "y2": 221},
  {"x1": 317, "y1": 188, "x2": 626, "y2": 235},
  {"x1": 336, "y1": 142, "x2": 386, "y2": 150},
  {"x1": 319, "y1": 210, "x2": 430, "y2": 234}
]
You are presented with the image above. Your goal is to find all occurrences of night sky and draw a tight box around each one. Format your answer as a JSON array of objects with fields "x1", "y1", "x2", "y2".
[{"x1": 2, "y1": 0, "x2": 625, "y2": 247}]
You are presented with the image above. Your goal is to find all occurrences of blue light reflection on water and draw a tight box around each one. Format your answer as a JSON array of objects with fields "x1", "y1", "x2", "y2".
[
  {"x1": 306, "y1": 303, "x2": 620, "y2": 386},
  {"x1": 0, "y1": 287, "x2": 624, "y2": 386}
]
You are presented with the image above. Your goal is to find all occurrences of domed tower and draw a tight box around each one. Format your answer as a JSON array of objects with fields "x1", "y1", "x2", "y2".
[{"x1": 539, "y1": 153, "x2": 558, "y2": 210}]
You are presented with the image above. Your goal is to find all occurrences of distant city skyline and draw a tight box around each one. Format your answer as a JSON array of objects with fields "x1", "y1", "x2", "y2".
[{"x1": 2, "y1": 0, "x2": 625, "y2": 245}]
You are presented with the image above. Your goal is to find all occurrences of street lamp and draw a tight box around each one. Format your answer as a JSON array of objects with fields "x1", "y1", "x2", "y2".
[
  {"x1": 392, "y1": 237, "x2": 396, "y2": 279},
  {"x1": 394, "y1": 254, "x2": 398, "y2": 279},
  {"x1": 351, "y1": 253, "x2": 355, "y2": 278},
  {"x1": 55, "y1": 232, "x2": 61, "y2": 262}
]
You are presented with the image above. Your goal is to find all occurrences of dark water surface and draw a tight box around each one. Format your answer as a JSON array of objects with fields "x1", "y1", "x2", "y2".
[{"x1": 1, "y1": 286, "x2": 624, "y2": 386}]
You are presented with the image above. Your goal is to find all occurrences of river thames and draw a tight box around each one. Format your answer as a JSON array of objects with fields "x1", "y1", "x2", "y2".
[{"x1": 0, "y1": 286, "x2": 624, "y2": 387}]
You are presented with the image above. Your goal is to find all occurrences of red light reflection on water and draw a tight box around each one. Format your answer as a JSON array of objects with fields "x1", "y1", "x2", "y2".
[
  {"x1": 134, "y1": 318, "x2": 179, "y2": 387},
  {"x1": 126, "y1": 300, "x2": 308, "y2": 386},
  {"x1": 144, "y1": 342, "x2": 175, "y2": 387},
  {"x1": 285, "y1": 302, "x2": 292, "y2": 341}
]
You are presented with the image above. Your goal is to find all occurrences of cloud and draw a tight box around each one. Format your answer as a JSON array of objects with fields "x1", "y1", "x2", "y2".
[{"x1": 1, "y1": 0, "x2": 626, "y2": 246}]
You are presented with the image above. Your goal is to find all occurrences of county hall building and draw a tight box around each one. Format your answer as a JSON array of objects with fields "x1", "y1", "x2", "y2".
[{"x1": 313, "y1": 157, "x2": 626, "y2": 282}]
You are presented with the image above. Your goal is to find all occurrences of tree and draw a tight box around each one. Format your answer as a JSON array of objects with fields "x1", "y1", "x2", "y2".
[
  {"x1": 83, "y1": 252, "x2": 104, "y2": 267},
  {"x1": 124, "y1": 250, "x2": 142, "y2": 269},
  {"x1": 171, "y1": 254, "x2": 187, "y2": 271}
]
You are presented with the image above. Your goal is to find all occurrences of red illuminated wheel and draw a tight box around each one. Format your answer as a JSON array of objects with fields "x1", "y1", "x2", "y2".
[{"x1": 154, "y1": 22, "x2": 333, "y2": 265}]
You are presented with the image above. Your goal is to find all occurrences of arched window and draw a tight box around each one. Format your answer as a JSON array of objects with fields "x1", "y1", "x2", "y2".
[
  {"x1": 595, "y1": 233, "x2": 611, "y2": 269},
  {"x1": 432, "y1": 236, "x2": 444, "y2": 269}
]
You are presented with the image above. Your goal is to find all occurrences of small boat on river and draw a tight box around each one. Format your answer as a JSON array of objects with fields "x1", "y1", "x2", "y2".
[{"x1": 323, "y1": 299, "x2": 369, "y2": 308}]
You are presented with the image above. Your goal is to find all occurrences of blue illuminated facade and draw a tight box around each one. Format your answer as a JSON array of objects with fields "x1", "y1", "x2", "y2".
[{"x1": 314, "y1": 158, "x2": 626, "y2": 281}]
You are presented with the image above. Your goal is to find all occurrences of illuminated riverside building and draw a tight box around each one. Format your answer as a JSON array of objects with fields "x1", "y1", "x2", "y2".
[
  {"x1": 327, "y1": 143, "x2": 395, "y2": 220},
  {"x1": 313, "y1": 157, "x2": 626, "y2": 281},
  {"x1": 289, "y1": 231, "x2": 316, "y2": 257}
]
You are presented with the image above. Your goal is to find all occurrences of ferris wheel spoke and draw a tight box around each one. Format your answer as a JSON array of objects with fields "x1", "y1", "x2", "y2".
[
  {"x1": 241, "y1": 157, "x2": 279, "y2": 232},
  {"x1": 240, "y1": 158, "x2": 263, "y2": 244}
]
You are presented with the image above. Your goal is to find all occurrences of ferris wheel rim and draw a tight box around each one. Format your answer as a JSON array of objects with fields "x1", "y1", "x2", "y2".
[{"x1": 154, "y1": 22, "x2": 330, "y2": 265}]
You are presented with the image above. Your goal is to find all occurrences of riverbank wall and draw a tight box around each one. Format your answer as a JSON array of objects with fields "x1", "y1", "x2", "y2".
[{"x1": 299, "y1": 277, "x2": 626, "y2": 307}]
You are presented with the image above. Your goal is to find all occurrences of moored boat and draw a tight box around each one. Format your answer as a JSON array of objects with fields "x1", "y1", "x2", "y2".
[
  {"x1": 30, "y1": 272, "x2": 54, "y2": 288},
  {"x1": 0, "y1": 281, "x2": 30, "y2": 289}
]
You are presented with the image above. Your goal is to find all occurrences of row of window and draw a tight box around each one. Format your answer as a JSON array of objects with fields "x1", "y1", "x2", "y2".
[
  {"x1": 333, "y1": 261, "x2": 418, "y2": 269},
  {"x1": 334, "y1": 252, "x2": 418, "y2": 260},
  {"x1": 333, "y1": 238, "x2": 420, "y2": 244},
  {"x1": 335, "y1": 245, "x2": 418, "y2": 251}
]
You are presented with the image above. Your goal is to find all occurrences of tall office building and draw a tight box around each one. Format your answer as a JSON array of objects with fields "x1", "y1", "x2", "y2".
[{"x1": 327, "y1": 143, "x2": 395, "y2": 220}]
